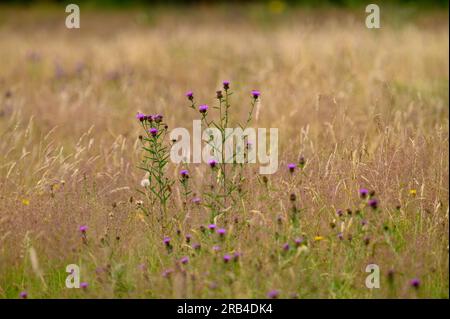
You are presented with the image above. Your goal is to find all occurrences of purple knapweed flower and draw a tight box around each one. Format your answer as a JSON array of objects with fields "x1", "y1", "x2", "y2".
[
  {"x1": 233, "y1": 252, "x2": 241, "y2": 261},
  {"x1": 336, "y1": 209, "x2": 344, "y2": 217},
  {"x1": 149, "y1": 128, "x2": 158, "y2": 137},
  {"x1": 368, "y1": 198, "x2": 378, "y2": 209},
  {"x1": 223, "y1": 254, "x2": 231, "y2": 263},
  {"x1": 192, "y1": 243, "x2": 201, "y2": 250},
  {"x1": 136, "y1": 112, "x2": 145, "y2": 121},
  {"x1": 185, "y1": 234, "x2": 192, "y2": 243},
  {"x1": 359, "y1": 188, "x2": 369, "y2": 199},
  {"x1": 192, "y1": 197, "x2": 201, "y2": 204},
  {"x1": 80, "y1": 282, "x2": 88, "y2": 289},
  {"x1": 282, "y1": 243, "x2": 290, "y2": 251},
  {"x1": 223, "y1": 80, "x2": 230, "y2": 90},
  {"x1": 287, "y1": 163, "x2": 296, "y2": 173},
  {"x1": 153, "y1": 114, "x2": 163, "y2": 123},
  {"x1": 180, "y1": 256, "x2": 189, "y2": 265},
  {"x1": 162, "y1": 269, "x2": 173, "y2": 278},
  {"x1": 294, "y1": 237, "x2": 304, "y2": 246},
  {"x1": 185, "y1": 91, "x2": 194, "y2": 101},
  {"x1": 212, "y1": 245, "x2": 221, "y2": 252},
  {"x1": 338, "y1": 232, "x2": 344, "y2": 240},
  {"x1": 19, "y1": 291, "x2": 28, "y2": 299},
  {"x1": 267, "y1": 290, "x2": 279, "y2": 299},
  {"x1": 163, "y1": 236, "x2": 171, "y2": 246},
  {"x1": 251, "y1": 90, "x2": 260, "y2": 99},
  {"x1": 208, "y1": 159, "x2": 217, "y2": 168},
  {"x1": 79, "y1": 225, "x2": 88, "y2": 234},
  {"x1": 199, "y1": 104, "x2": 208, "y2": 114},
  {"x1": 216, "y1": 90, "x2": 223, "y2": 99},
  {"x1": 410, "y1": 278, "x2": 420, "y2": 289},
  {"x1": 208, "y1": 224, "x2": 217, "y2": 231},
  {"x1": 180, "y1": 169, "x2": 189, "y2": 179},
  {"x1": 217, "y1": 228, "x2": 226, "y2": 236}
]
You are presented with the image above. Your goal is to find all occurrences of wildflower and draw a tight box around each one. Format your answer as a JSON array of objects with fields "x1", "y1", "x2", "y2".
[
  {"x1": 19, "y1": 291, "x2": 28, "y2": 299},
  {"x1": 368, "y1": 198, "x2": 378, "y2": 209},
  {"x1": 282, "y1": 243, "x2": 290, "y2": 251},
  {"x1": 208, "y1": 224, "x2": 217, "y2": 231},
  {"x1": 22, "y1": 199, "x2": 30, "y2": 206},
  {"x1": 80, "y1": 282, "x2": 88, "y2": 289},
  {"x1": 298, "y1": 155, "x2": 306, "y2": 168},
  {"x1": 79, "y1": 225, "x2": 88, "y2": 234},
  {"x1": 338, "y1": 232, "x2": 344, "y2": 240},
  {"x1": 289, "y1": 193, "x2": 296, "y2": 201},
  {"x1": 294, "y1": 237, "x2": 304, "y2": 246},
  {"x1": 153, "y1": 114, "x2": 163, "y2": 123},
  {"x1": 251, "y1": 90, "x2": 260, "y2": 99},
  {"x1": 162, "y1": 269, "x2": 173, "y2": 278},
  {"x1": 136, "y1": 112, "x2": 145, "y2": 121},
  {"x1": 410, "y1": 278, "x2": 420, "y2": 289},
  {"x1": 336, "y1": 209, "x2": 343, "y2": 217},
  {"x1": 208, "y1": 159, "x2": 217, "y2": 168},
  {"x1": 361, "y1": 219, "x2": 368, "y2": 226},
  {"x1": 149, "y1": 128, "x2": 158, "y2": 137},
  {"x1": 185, "y1": 91, "x2": 194, "y2": 101},
  {"x1": 216, "y1": 90, "x2": 223, "y2": 99},
  {"x1": 223, "y1": 80, "x2": 230, "y2": 90},
  {"x1": 199, "y1": 104, "x2": 208, "y2": 114},
  {"x1": 409, "y1": 189, "x2": 417, "y2": 196},
  {"x1": 363, "y1": 236, "x2": 370, "y2": 246},
  {"x1": 223, "y1": 254, "x2": 231, "y2": 263},
  {"x1": 359, "y1": 188, "x2": 369, "y2": 199},
  {"x1": 180, "y1": 256, "x2": 189, "y2": 265},
  {"x1": 287, "y1": 163, "x2": 296, "y2": 173},
  {"x1": 192, "y1": 243, "x2": 201, "y2": 250},
  {"x1": 314, "y1": 236, "x2": 324, "y2": 241},
  {"x1": 233, "y1": 252, "x2": 241, "y2": 261},
  {"x1": 180, "y1": 169, "x2": 189, "y2": 179},
  {"x1": 140, "y1": 179, "x2": 150, "y2": 187},
  {"x1": 212, "y1": 245, "x2": 221, "y2": 252},
  {"x1": 163, "y1": 237, "x2": 171, "y2": 246},
  {"x1": 267, "y1": 290, "x2": 279, "y2": 299},
  {"x1": 185, "y1": 234, "x2": 192, "y2": 243},
  {"x1": 192, "y1": 197, "x2": 201, "y2": 204},
  {"x1": 217, "y1": 228, "x2": 226, "y2": 237}
]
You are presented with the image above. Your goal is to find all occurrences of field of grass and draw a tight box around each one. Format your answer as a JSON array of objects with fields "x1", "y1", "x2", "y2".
[{"x1": 0, "y1": 4, "x2": 448, "y2": 299}]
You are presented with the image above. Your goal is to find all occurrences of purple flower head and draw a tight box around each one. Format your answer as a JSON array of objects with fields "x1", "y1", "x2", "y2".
[
  {"x1": 368, "y1": 198, "x2": 378, "y2": 209},
  {"x1": 216, "y1": 90, "x2": 223, "y2": 99},
  {"x1": 336, "y1": 209, "x2": 344, "y2": 217},
  {"x1": 149, "y1": 128, "x2": 158, "y2": 137},
  {"x1": 80, "y1": 282, "x2": 88, "y2": 289},
  {"x1": 199, "y1": 104, "x2": 208, "y2": 114},
  {"x1": 410, "y1": 278, "x2": 420, "y2": 288},
  {"x1": 192, "y1": 243, "x2": 201, "y2": 250},
  {"x1": 267, "y1": 290, "x2": 279, "y2": 299},
  {"x1": 180, "y1": 256, "x2": 189, "y2": 265},
  {"x1": 212, "y1": 245, "x2": 221, "y2": 252},
  {"x1": 79, "y1": 225, "x2": 88, "y2": 234},
  {"x1": 338, "y1": 232, "x2": 344, "y2": 240},
  {"x1": 282, "y1": 243, "x2": 290, "y2": 251},
  {"x1": 223, "y1": 254, "x2": 231, "y2": 263},
  {"x1": 294, "y1": 237, "x2": 304, "y2": 246},
  {"x1": 208, "y1": 159, "x2": 218, "y2": 168},
  {"x1": 136, "y1": 112, "x2": 145, "y2": 121},
  {"x1": 233, "y1": 252, "x2": 241, "y2": 261},
  {"x1": 185, "y1": 91, "x2": 194, "y2": 101},
  {"x1": 251, "y1": 90, "x2": 260, "y2": 99},
  {"x1": 361, "y1": 219, "x2": 368, "y2": 226},
  {"x1": 192, "y1": 197, "x2": 201, "y2": 204},
  {"x1": 185, "y1": 234, "x2": 192, "y2": 243},
  {"x1": 217, "y1": 228, "x2": 226, "y2": 236},
  {"x1": 162, "y1": 269, "x2": 173, "y2": 278},
  {"x1": 288, "y1": 163, "x2": 296, "y2": 173},
  {"x1": 223, "y1": 80, "x2": 230, "y2": 90},
  {"x1": 180, "y1": 169, "x2": 189, "y2": 179},
  {"x1": 359, "y1": 188, "x2": 369, "y2": 199},
  {"x1": 208, "y1": 224, "x2": 217, "y2": 231},
  {"x1": 19, "y1": 291, "x2": 28, "y2": 299},
  {"x1": 152, "y1": 114, "x2": 163, "y2": 123},
  {"x1": 163, "y1": 236, "x2": 171, "y2": 246}
]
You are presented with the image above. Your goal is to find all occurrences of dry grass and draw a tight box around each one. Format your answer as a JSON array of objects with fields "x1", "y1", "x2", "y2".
[{"x1": 0, "y1": 5, "x2": 448, "y2": 298}]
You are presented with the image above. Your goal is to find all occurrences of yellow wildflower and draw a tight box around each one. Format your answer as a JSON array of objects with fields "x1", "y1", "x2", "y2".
[
  {"x1": 409, "y1": 189, "x2": 417, "y2": 196},
  {"x1": 314, "y1": 236, "x2": 324, "y2": 241},
  {"x1": 22, "y1": 199, "x2": 30, "y2": 206}
]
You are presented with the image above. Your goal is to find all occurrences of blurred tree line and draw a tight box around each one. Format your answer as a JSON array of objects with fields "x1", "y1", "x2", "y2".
[{"x1": 1, "y1": 0, "x2": 448, "y2": 7}]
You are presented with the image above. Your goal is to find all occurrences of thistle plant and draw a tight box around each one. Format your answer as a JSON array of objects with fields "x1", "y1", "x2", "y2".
[{"x1": 136, "y1": 113, "x2": 173, "y2": 227}]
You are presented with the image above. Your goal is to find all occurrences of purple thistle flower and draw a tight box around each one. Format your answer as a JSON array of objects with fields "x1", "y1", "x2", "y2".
[
  {"x1": 282, "y1": 243, "x2": 290, "y2": 251},
  {"x1": 294, "y1": 237, "x2": 304, "y2": 246},
  {"x1": 233, "y1": 252, "x2": 241, "y2": 261},
  {"x1": 162, "y1": 269, "x2": 173, "y2": 278},
  {"x1": 251, "y1": 90, "x2": 260, "y2": 99},
  {"x1": 288, "y1": 163, "x2": 296, "y2": 173},
  {"x1": 216, "y1": 90, "x2": 223, "y2": 99},
  {"x1": 163, "y1": 236, "x2": 171, "y2": 246},
  {"x1": 223, "y1": 80, "x2": 230, "y2": 90},
  {"x1": 361, "y1": 219, "x2": 368, "y2": 226},
  {"x1": 359, "y1": 188, "x2": 369, "y2": 199},
  {"x1": 208, "y1": 159, "x2": 218, "y2": 168},
  {"x1": 80, "y1": 282, "x2": 88, "y2": 289},
  {"x1": 336, "y1": 209, "x2": 343, "y2": 217},
  {"x1": 180, "y1": 169, "x2": 189, "y2": 179},
  {"x1": 223, "y1": 254, "x2": 231, "y2": 263},
  {"x1": 192, "y1": 243, "x2": 201, "y2": 250},
  {"x1": 338, "y1": 232, "x2": 344, "y2": 240},
  {"x1": 192, "y1": 197, "x2": 201, "y2": 204},
  {"x1": 267, "y1": 290, "x2": 279, "y2": 299},
  {"x1": 149, "y1": 128, "x2": 158, "y2": 137},
  {"x1": 180, "y1": 256, "x2": 189, "y2": 265},
  {"x1": 212, "y1": 245, "x2": 221, "y2": 252},
  {"x1": 185, "y1": 91, "x2": 194, "y2": 101},
  {"x1": 136, "y1": 112, "x2": 145, "y2": 121},
  {"x1": 208, "y1": 224, "x2": 217, "y2": 231},
  {"x1": 19, "y1": 291, "x2": 28, "y2": 299},
  {"x1": 368, "y1": 198, "x2": 378, "y2": 209},
  {"x1": 185, "y1": 234, "x2": 192, "y2": 243},
  {"x1": 153, "y1": 114, "x2": 163, "y2": 123},
  {"x1": 217, "y1": 228, "x2": 226, "y2": 236},
  {"x1": 199, "y1": 104, "x2": 208, "y2": 114},
  {"x1": 79, "y1": 225, "x2": 88, "y2": 234},
  {"x1": 410, "y1": 278, "x2": 420, "y2": 288}
]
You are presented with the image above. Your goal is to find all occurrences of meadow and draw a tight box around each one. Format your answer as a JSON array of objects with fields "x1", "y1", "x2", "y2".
[{"x1": 0, "y1": 4, "x2": 448, "y2": 299}]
